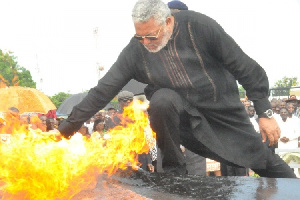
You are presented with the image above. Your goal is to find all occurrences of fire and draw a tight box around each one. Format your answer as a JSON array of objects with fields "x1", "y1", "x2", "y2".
[{"x1": 0, "y1": 100, "x2": 156, "y2": 199}]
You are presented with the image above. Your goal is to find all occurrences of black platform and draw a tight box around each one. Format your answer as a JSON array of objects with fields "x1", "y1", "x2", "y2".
[{"x1": 73, "y1": 171, "x2": 300, "y2": 200}]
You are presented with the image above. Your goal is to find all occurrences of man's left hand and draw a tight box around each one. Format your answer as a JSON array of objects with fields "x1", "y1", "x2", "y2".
[{"x1": 259, "y1": 117, "x2": 281, "y2": 146}]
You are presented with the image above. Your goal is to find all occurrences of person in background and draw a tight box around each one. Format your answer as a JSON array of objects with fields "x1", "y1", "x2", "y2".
[
  {"x1": 286, "y1": 95, "x2": 300, "y2": 118},
  {"x1": 39, "y1": 115, "x2": 47, "y2": 126},
  {"x1": 46, "y1": 118, "x2": 56, "y2": 132},
  {"x1": 248, "y1": 105, "x2": 259, "y2": 133},
  {"x1": 107, "y1": 107, "x2": 117, "y2": 117},
  {"x1": 84, "y1": 117, "x2": 95, "y2": 134},
  {"x1": 279, "y1": 101, "x2": 287, "y2": 110},
  {"x1": 8, "y1": 107, "x2": 20, "y2": 119},
  {"x1": 58, "y1": 0, "x2": 295, "y2": 178},
  {"x1": 32, "y1": 115, "x2": 47, "y2": 132},
  {"x1": 167, "y1": 0, "x2": 188, "y2": 13},
  {"x1": 275, "y1": 105, "x2": 281, "y2": 115},
  {"x1": 94, "y1": 112, "x2": 103, "y2": 121},
  {"x1": 271, "y1": 101, "x2": 277, "y2": 114},
  {"x1": 77, "y1": 124, "x2": 90, "y2": 138},
  {"x1": 106, "y1": 91, "x2": 134, "y2": 129},
  {"x1": 92, "y1": 118, "x2": 108, "y2": 138},
  {"x1": 277, "y1": 108, "x2": 299, "y2": 149},
  {"x1": 3, "y1": 107, "x2": 26, "y2": 134},
  {"x1": 243, "y1": 99, "x2": 251, "y2": 112},
  {"x1": 107, "y1": 91, "x2": 155, "y2": 172},
  {"x1": 286, "y1": 103, "x2": 300, "y2": 130}
]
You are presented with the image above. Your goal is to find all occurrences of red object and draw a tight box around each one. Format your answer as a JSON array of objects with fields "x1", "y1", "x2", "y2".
[
  {"x1": 38, "y1": 110, "x2": 57, "y2": 119},
  {"x1": 46, "y1": 110, "x2": 57, "y2": 119}
]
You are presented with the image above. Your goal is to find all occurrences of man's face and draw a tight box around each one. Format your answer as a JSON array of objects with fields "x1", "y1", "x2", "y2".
[
  {"x1": 108, "y1": 109, "x2": 116, "y2": 116},
  {"x1": 271, "y1": 102, "x2": 277, "y2": 113},
  {"x1": 290, "y1": 100, "x2": 299, "y2": 108},
  {"x1": 280, "y1": 109, "x2": 288, "y2": 121},
  {"x1": 244, "y1": 101, "x2": 251, "y2": 107},
  {"x1": 47, "y1": 118, "x2": 55, "y2": 130},
  {"x1": 95, "y1": 121, "x2": 105, "y2": 132},
  {"x1": 94, "y1": 112, "x2": 102, "y2": 120},
  {"x1": 134, "y1": 17, "x2": 173, "y2": 53},
  {"x1": 275, "y1": 107, "x2": 280, "y2": 114},
  {"x1": 248, "y1": 107, "x2": 255, "y2": 117},
  {"x1": 39, "y1": 116, "x2": 47, "y2": 125},
  {"x1": 119, "y1": 99, "x2": 133, "y2": 109},
  {"x1": 279, "y1": 102, "x2": 286, "y2": 108},
  {"x1": 287, "y1": 104, "x2": 295, "y2": 115}
]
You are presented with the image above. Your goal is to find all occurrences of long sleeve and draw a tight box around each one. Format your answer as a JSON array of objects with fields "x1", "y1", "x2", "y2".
[
  {"x1": 207, "y1": 19, "x2": 271, "y2": 114},
  {"x1": 58, "y1": 44, "x2": 137, "y2": 137}
]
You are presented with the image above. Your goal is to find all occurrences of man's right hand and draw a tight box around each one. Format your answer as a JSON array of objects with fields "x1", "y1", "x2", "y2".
[
  {"x1": 46, "y1": 129, "x2": 63, "y2": 141},
  {"x1": 259, "y1": 117, "x2": 281, "y2": 146}
]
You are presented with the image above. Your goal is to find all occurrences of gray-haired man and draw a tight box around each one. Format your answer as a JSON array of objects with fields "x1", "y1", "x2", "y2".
[{"x1": 58, "y1": 0, "x2": 295, "y2": 178}]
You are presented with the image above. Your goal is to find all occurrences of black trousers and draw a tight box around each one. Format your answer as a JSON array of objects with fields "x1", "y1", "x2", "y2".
[{"x1": 147, "y1": 88, "x2": 296, "y2": 178}]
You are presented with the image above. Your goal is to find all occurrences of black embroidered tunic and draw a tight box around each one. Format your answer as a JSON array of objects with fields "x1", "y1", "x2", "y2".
[{"x1": 59, "y1": 11, "x2": 271, "y2": 169}]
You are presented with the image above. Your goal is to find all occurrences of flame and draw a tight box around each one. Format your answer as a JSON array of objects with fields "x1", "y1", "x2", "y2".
[
  {"x1": 0, "y1": 74, "x2": 8, "y2": 88},
  {"x1": 0, "y1": 100, "x2": 156, "y2": 199}
]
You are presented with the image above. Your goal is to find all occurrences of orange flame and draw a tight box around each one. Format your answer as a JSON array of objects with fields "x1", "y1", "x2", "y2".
[
  {"x1": 0, "y1": 75, "x2": 8, "y2": 88},
  {"x1": 0, "y1": 101, "x2": 156, "y2": 199}
]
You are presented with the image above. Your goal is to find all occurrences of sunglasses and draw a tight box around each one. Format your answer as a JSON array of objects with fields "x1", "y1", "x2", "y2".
[
  {"x1": 119, "y1": 98, "x2": 133, "y2": 102},
  {"x1": 134, "y1": 26, "x2": 162, "y2": 41}
]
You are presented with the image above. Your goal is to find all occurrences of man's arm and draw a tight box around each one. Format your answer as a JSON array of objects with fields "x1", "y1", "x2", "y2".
[
  {"x1": 259, "y1": 117, "x2": 281, "y2": 146},
  {"x1": 203, "y1": 17, "x2": 278, "y2": 145},
  {"x1": 57, "y1": 45, "x2": 136, "y2": 138}
]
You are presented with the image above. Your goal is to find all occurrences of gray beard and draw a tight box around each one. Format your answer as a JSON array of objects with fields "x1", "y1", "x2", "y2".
[{"x1": 144, "y1": 29, "x2": 172, "y2": 53}]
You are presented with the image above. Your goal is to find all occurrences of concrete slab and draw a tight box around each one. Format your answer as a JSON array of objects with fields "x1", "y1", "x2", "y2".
[{"x1": 73, "y1": 171, "x2": 300, "y2": 200}]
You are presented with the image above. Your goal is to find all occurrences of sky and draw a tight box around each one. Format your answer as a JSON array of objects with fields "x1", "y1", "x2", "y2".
[{"x1": 1, "y1": 0, "x2": 300, "y2": 96}]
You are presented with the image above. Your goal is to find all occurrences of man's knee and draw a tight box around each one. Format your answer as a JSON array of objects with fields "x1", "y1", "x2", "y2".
[{"x1": 149, "y1": 88, "x2": 183, "y2": 112}]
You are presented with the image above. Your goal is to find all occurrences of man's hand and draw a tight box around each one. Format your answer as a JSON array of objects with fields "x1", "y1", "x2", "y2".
[
  {"x1": 46, "y1": 129, "x2": 63, "y2": 141},
  {"x1": 147, "y1": 164, "x2": 155, "y2": 173},
  {"x1": 259, "y1": 117, "x2": 281, "y2": 146}
]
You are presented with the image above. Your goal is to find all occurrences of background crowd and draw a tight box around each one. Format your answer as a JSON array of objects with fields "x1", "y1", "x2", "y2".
[{"x1": 4, "y1": 91, "x2": 299, "y2": 177}]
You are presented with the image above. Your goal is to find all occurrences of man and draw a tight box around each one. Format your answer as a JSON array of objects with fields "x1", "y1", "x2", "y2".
[
  {"x1": 167, "y1": 0, "x2": 188, "y2": 13},
  {"x1": 286, "y1": 102, "x2": 300, "y2": 132},
  {"x1": 279, "y1": 101, "x2": 287, "y2": 109},
  {"x1": 58, "y1": 0, "x2": 295, "y2": 178},
  {"x1": 46, "y1": 118, "x2": 56, "y2": 132},
  {"x1": 105, "y1": 90, "x2": 135, "y2": 129},
  {"x1": 248, "y1": 105, "x2": 259, "y2": 133},
  {"x1": 286, "y1": 95, "x2": 300, "y2": 118},
  {"x1": 106, "y1": 90, "x2": 155, "y2": 172},
  {"x1": 243, "y1": 99, "x2": 251, "y2": 112},
  {"x1": 277, "y1": 108, "x2": 299, "y2": 149}
]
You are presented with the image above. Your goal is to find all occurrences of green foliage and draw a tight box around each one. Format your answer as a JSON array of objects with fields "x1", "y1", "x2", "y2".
[
  {"x1": 238, "y1": 85, "x2": 246, "y2": 98},
  {"x1": 17, "y1": 67, "x2": 36, "y2": 88},
  {"x1": 0, "y1": 49, "x2": 36, "y2": 87},
  {"x1": 271, "y1": 76, "x2": 299, "y2": 97},
  {"x1": 110, "y1": 97, "x2": 119, "y2": 110},
  {"x1": 49, "y1": 92, "x2": 71, "y2": 109},
  {"x1": 274, "y1": 76, "x2": 299, "y2": 88}
]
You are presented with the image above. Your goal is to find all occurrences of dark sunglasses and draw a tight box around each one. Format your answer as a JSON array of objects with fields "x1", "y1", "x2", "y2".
[
  {"x1": 134, "y1": 26, "x2": 162, "y2": 41},
  {"x1": 119, "y1": 98, "x2": 133, "y2": 102}
]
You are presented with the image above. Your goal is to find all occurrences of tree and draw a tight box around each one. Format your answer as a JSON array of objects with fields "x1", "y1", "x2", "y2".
[
  {"x1": 0, "y1": 49, "x2": 36, "y2": 88},
  {"x1": 273, "y1": 76, "x2": 299, "y2": 88},
  {"x1": 271, "y1": 76, "x2": 299, "y2": 97},
  {"x1": 49, "y1": 92, "x2": 71, "y2": 109},
  {"x1": 238, "y1": 85, "x2": 246, "y2": 98}
]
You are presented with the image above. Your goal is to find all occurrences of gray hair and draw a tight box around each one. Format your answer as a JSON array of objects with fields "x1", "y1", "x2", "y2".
[{"x1": 132, "y1": 0, "x2": 171, "y2": 25}]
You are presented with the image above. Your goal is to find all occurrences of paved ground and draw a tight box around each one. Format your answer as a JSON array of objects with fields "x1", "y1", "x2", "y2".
[
  {"x1": 73, "y1": 170, "x2": 300, "y2": 200},
  {"x1": 2, "y1": 170, "x2": 300, "y2": 199}
]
